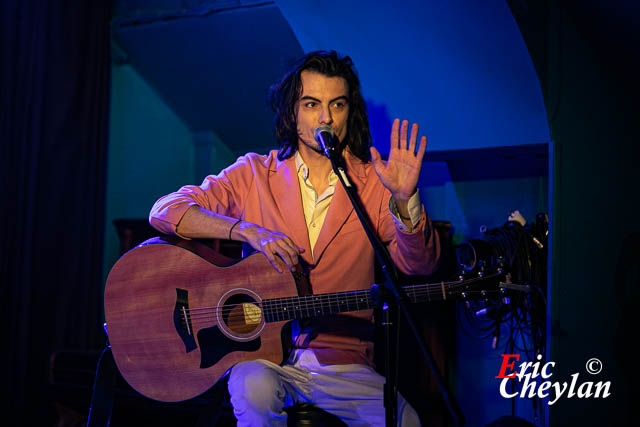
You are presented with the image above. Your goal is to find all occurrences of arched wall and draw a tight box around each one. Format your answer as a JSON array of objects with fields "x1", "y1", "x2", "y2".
[{"x1": 276, "y1": 0, "x2": 550, "y2": 153}]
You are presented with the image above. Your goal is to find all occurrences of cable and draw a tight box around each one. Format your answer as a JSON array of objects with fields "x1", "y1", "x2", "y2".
[{"x1": 456, "y1": 211, "x2": 548, "y2": 422}]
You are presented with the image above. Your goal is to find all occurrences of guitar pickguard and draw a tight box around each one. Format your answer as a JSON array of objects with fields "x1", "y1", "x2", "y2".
[
  {"x1": 174, "y1": 288, "x2": 197, "y2": 352},
  {"x1": 197, "y1": 325, "x2": 261, "y2": 368}
]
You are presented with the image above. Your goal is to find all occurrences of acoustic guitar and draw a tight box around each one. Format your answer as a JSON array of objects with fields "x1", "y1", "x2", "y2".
[{"x1": 104, "y1": 236, "x2": 502, "y2": 402}]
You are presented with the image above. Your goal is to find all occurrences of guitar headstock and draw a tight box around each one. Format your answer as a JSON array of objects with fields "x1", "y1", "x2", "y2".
[{"x1": 445, "y1": 264, "x2": 508, "y2": 302}]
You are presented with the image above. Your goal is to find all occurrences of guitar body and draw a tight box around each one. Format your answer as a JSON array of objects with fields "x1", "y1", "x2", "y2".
[
  {"x1": 104, "y1": 237, "x2": 296, "y2": 402},
  {"x1": 105, "y1": 237, "x2": 502, "y2": 403}
]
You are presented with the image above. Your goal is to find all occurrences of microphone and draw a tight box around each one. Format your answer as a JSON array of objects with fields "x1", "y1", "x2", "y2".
[{"x1": 313, "y1": 125, "x2": 335, "y2": 158}]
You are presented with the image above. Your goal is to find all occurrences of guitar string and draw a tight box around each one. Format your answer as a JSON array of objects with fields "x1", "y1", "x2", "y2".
[
  {"x1": 181, "y1": 286, "x2": 493, "y2": 317},
  {"x1": 184, "y1": 285, "x2": 447, "y2": 318},
  {"x1": 179, "y1": 277, "x2": 500, "y2": 327},
  {"x1": 180, "y1": 274, "x2": 500, "y2": 324},
  {"x1": 181, "y1": 289, "x2": 500, "y2": 327},
  {"x1": 182, "y1": 274, "x2": 493, "y2": 314}
]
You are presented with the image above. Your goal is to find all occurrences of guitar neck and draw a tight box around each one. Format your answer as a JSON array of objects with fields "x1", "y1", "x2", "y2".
[{"x1": 261, "y1": 273, "x2": 500, "y2": 322}]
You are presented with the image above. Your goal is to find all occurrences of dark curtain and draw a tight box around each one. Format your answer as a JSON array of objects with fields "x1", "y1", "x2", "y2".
[{"x1": 1, "y1": 1, "x2": 111, "y2": 425}]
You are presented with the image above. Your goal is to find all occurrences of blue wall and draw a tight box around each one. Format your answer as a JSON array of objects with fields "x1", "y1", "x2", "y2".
[
  {"x1": 276, "y1": 0, "x2": 549, "y2": 153},
  {"x1": 105, "y1": 64, "x2": 194, "y2": 282},
  {"x1": 105, "y1": 63, "x2": 237, "y2": 284}
]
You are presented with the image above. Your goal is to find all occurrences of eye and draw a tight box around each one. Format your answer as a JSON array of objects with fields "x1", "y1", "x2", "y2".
[
  {"x1": 332, "y1": 101, "x2": 347, "y2": 109},
  {"x1": 303, "y1": 101, "x2": 317, "y2": 108}
]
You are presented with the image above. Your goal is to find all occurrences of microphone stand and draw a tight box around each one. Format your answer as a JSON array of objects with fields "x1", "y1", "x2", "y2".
[{"x1": 321, "y1": 143, "x2": 465, "y2": 427}]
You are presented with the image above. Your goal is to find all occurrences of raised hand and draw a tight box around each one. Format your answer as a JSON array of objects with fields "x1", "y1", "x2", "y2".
[
  {"x1": 370, "y1": 118, "x2": 427, "y2": 202},
  {"x1": 232, "y1": 221, "x2": 305, "y2": 274}
]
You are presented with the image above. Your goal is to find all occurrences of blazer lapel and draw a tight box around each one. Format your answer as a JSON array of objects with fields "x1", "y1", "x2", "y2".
[
  {"x1": 312, "y1": 152, "x2": 367, "y2": 263},
  {"x1": 269, "y1": 156, "x2": 313, "y2": 264}
]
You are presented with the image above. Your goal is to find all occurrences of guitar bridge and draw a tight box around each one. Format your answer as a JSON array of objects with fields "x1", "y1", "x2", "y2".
[{"x1": 174, "y1": 288, "x2": 197, "y2": 353}]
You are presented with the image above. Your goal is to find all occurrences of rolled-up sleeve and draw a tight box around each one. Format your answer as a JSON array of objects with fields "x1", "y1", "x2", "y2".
[
  {"x1": 149, "y1": 155, "x2": 254, "y2": 236},
  {"x1": 378, "y1": 189, "x2": 441, "y2": 276}
]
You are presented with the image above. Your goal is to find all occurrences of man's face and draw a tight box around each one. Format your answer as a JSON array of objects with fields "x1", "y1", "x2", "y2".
[{"x1": 295, "y1": 70, "x2": 350, "y2": 156}]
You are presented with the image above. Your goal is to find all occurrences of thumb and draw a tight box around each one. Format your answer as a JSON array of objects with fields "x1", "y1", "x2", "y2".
[{"x1": 370, "y1": 146, "x2": 383, "y2": 168}]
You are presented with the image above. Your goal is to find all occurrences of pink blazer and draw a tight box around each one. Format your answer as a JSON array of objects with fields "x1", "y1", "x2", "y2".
[{"x1": 150, "y1": 150, "x2": 441, "y2": 364}]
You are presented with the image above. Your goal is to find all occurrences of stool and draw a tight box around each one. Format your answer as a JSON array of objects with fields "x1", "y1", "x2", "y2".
[{"x1": 285, "y1": 403, "x2": 347, "y2": 426}]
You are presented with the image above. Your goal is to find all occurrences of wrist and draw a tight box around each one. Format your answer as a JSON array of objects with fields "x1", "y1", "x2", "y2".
[
  {"x1": 391, "y1": 188, "x2": 417, "y2": 204},
  {"x1": 394, "y1": 198, "x2": 411, "y2": 219},
  {"x1": 397, "y1": 211, "x2": 411, "y2": 221},
  {"x1": 228, "y1": 219, "x2": 242, "y2": 240},
  {"x1": 391, "y1": 189, "x2": 421, "y2": 225},
  {"x1": 233, "y1": 220, "x2": 258, "y2": 243}
]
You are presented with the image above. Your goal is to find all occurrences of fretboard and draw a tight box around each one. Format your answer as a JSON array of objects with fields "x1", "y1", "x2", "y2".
[{"x1": 261, "y1": 273, "x2": 499, "y2": 323}]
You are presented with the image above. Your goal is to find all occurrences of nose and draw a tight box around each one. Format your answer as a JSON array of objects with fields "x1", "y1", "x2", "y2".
[{"x1": 319, "y1": 105, "x2": 333, "y2": 125}]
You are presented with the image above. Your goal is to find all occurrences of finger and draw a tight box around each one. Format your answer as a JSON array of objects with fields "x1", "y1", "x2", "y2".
[
  {"x1": 409, "y1": 123, "x2": 419, "y2": 153},
  {"x1": 280, "y1": 239, "x2": 302, "y2": 265},
  {"x1": 268, "y1": 235, "x2": 299, "y2": 264},
  {"x1": 273, "y1": 244, "x2": 297, "y2": 271},
  {"x1": 256, "y1": 237, "x2": 285, "y2": 273},
  {"x1": 262, "y1": 250, "x2": 283, "y2": 274},
  {"x1": 390, "y1": 118, "x2": 400, "y2": 152},
  {"x1": 416, "y1": 136, "x2": 427, "y2": 163},
  {"x1": 400, "y1": 120, "x2": 409, "y2": 150},
  {"x1": 370, "y1": 146, "x2": 383, "y2": 167},
  {"x1": 277, "y1": 234, "x2": 303, "y2": 259},
  {"x1": 370, "y1": 147, "x2": 387, "y2": 181}
]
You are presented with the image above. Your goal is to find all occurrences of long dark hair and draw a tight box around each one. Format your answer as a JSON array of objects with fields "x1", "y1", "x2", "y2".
[{"x1": 268, "y1": 50, "x2": 371, "y2": 162}]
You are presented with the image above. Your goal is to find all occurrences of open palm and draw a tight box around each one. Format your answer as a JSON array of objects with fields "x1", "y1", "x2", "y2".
[{"x1": 370, "y1": 118, "x2": 427, "y2": 201}]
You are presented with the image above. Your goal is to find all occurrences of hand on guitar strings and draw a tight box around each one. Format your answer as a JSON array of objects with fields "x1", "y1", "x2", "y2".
[{"x1": 231, "y1": 221, "x2": 305, "y2": 273}]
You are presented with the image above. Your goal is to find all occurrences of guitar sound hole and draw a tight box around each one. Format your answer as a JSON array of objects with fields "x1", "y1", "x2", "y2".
[{"x1": 223, "y1": 294, "x2": 263, "y2": 335}]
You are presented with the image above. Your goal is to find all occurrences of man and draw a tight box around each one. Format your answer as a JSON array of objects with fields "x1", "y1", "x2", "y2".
[{"x1": 150, "y1": 51, "x2": 440, "y2": 426}]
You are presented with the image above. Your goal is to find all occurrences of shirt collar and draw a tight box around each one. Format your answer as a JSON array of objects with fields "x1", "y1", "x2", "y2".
[
  {"x1": 295, "y1": 151, "x2": 338, "y2": 186},
  {"x1": 295, "y1": 151, "x2": 308, "y2": 180}
]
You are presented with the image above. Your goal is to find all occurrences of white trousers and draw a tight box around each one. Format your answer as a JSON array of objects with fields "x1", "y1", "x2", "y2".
[{"x1": 227, "y1": 349, "x2": 421, "y2": 427}]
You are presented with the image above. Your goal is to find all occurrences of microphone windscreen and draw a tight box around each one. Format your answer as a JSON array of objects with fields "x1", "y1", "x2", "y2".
[{"x1": 314, "y1": 125, "x2": 334, "y2": 143}]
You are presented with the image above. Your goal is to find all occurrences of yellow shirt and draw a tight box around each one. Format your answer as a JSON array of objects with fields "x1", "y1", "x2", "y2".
[{"x1": 295, "y1": 153, "x2": 338, "y2": 258}]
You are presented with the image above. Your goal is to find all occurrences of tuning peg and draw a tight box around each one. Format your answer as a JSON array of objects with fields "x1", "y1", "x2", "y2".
[{"x1": 457, "y1": 263, "x2": 467, "y2": 278}]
